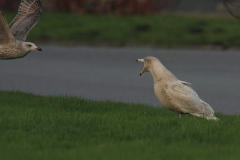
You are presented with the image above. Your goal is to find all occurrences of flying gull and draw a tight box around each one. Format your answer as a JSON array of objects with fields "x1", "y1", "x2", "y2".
[
  {"x1": 0, "y1": 0, "x2": 42, "y2": 59},
  {"x1": 136, "y1": 56, "x2": 219, "y2": 120}
]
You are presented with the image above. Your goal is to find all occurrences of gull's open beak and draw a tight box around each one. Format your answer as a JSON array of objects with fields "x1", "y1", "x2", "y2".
[
  {"x1": 140, "y1": 70, "x2": 145, "y2": 76},
  {"x1": 136, "y1": 59, "x2": 144, "y2": 62},
  {"x1": 136, "y1": 59, "x2": 145, "y2": 76},
  {"x1": 36, "y1": 47, "x2": 42, "y2": 51}
]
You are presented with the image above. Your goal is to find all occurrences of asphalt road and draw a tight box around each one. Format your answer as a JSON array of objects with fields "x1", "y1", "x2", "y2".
[{"x1": 0, "y1": 45, "x2": 240, "y2": 115}]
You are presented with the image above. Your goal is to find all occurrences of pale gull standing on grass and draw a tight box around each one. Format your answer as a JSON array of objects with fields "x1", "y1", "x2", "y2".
[
  {"x1": 136, "y1": 56, "x2": 219, "y2": 120},
  {"x1": 0, "y1": 0, "x2": 42, "y2": 59}
]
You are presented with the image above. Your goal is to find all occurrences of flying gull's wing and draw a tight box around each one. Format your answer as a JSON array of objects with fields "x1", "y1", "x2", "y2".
[
  {"x1": 0, "y1": 9, "x2": 15, "y2": 44},
  {"x1": 9, "y1": 0, "x2": 42, "y2": 42}
]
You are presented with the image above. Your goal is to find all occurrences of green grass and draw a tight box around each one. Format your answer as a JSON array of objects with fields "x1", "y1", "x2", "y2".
[
  {"x1": 4, "y1": 12, "x2": 240, "y2": 47},
  {"x1": 0, "y1": 91, "x2": 240, "y2": 160}
]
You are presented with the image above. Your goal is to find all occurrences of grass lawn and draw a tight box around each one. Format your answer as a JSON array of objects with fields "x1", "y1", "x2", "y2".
[
  {"x1": 4, "y1": 12, "x2": 240, "y2": 48},
  {"x1": 0, "y1": 91, "x2": 240, "y2": 160}
]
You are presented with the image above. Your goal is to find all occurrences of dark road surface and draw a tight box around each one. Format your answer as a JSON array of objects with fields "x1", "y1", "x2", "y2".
[{"x1": 0, "y1": 45, "x2": 240, "y2": 115}]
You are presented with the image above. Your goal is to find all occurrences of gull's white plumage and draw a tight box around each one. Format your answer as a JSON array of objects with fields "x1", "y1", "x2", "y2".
[
  {"x1": 137, "y1": 57, "x2": 219, "y2": 120},
  {"x1": 0, "y1": 0, "x2": 42, "y2": 59}
]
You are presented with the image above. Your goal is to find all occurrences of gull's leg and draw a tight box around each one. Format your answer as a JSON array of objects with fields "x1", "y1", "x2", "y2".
[{"x1": 179, "y1": 114, "x2": 182, "y2": 118}]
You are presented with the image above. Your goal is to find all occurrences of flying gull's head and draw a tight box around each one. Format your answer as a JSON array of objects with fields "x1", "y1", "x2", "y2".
[
  {"x1": 136, "y1": 57, "x2": 159, "y2": 76},
  {"x1": 23, "y1": 42, "x2": 42, "y2": 52}
]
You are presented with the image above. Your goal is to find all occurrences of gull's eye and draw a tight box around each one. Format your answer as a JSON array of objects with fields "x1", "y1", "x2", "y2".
[{"x1": 28, "y1": 44, "x2": 32, "y2": 47}]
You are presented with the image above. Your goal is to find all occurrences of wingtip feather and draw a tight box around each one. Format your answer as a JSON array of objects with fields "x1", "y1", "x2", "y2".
[
  {"x1": 206, "y1": 116, "x2": 220, "y2": 121},
  {"x1": 0, "y1": 8, "x2": 4, "y2": 14}
]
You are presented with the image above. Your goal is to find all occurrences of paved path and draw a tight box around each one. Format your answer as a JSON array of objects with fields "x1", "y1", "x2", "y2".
[{"x1": 0, "y1": 45, "x2": 240, "y2": 115}]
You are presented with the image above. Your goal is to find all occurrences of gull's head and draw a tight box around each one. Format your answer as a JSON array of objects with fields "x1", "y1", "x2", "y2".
[
  {"x1": 23, "y1": 42, "x2": 42, "y2": 52},
  {"x1": 136, "y1": 57, "x2": 159, "y2": 76}
]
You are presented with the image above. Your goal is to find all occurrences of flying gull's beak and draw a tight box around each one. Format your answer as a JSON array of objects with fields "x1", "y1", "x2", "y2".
[{"x1": 36, "y1": 47, "x2": 42, "y2": 51}]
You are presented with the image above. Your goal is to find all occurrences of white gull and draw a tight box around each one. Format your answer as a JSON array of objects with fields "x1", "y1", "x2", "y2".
[{"x1": 137, "y1": 56, "x2": 219, "y2": 120}]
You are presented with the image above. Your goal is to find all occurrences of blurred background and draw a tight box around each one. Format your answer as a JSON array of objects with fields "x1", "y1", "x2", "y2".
[
  {"x1": 1, "y1": 0, "x2": 240, "y2": 48},
  {"x1": 0, "y1": 0, "x2": 231, "y2": 14}
]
